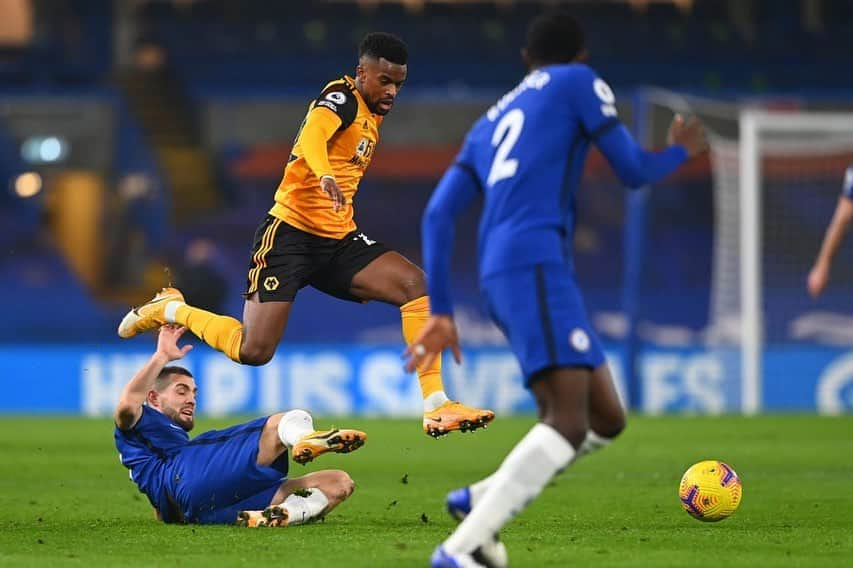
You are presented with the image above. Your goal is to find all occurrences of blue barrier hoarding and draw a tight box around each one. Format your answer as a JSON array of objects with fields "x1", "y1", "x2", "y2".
[{"x1": 0, "y1": 344, "x2": 850, "y2": 415}]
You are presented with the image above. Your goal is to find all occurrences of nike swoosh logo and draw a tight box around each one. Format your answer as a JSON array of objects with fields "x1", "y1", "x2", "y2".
[
  {"x1": 132, "y1": 296, "x2": 171, "y2": 317},
  {"x1": 304, "y1": 429, "x2": 339, "y2": 441},
  {"x1": 168, "y1": 424, "x2": 184, "y2": 430}
]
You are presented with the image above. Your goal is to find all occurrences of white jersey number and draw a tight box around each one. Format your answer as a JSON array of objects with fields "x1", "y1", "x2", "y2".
[{"x1": 487, "y1": 109, "x2": 525, "y2": 187}]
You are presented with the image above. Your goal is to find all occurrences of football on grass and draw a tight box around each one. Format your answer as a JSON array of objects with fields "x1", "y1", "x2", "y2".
[{"x1": 679, "y1": 460, "x2": 742, "y2": 522}]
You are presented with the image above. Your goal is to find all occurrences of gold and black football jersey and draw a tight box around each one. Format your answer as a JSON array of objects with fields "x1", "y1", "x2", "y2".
[{"x1": 269, "y1": 75, "x2": 383, "y2": 239}]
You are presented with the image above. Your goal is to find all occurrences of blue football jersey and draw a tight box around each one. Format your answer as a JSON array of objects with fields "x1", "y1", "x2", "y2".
[
  {"x1": 114, "y1": 405, "x2": 189, "y2": 508},
  {"x1": 422, "y1": 63, "x2": 687, "y2": 315},
  {"x1": 457, "y1": 64, "x2": 621, "y2": 278}
]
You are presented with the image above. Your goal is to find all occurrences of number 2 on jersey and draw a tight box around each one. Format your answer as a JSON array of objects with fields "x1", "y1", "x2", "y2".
[{"x1": 487, "y1": 109, "x2": 525, "y2": 187}]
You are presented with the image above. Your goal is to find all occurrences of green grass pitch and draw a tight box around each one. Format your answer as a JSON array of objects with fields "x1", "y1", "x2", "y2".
[{"x1": 1, "y1": 415, "x2": 852, "y2": 567}]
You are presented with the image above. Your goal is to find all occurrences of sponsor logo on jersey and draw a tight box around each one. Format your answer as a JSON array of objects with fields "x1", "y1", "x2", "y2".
[
  {"x1": 316, "y1": 100, "x2": 338, "y2": 113},
  {"x1": 349, "y1": 137, "x2": 376, "y2": 168},
  {"x1": 325, "y1": 91, "x2": 347, "y2": 105}
]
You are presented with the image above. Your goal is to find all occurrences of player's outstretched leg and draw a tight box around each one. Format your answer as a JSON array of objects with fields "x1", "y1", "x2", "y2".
[
  {"x1": 581, "y1": 363, "x2": 626, "y2": 454},
  {"x1": 117, "y1": 287, "x2": 248, "y2": 364},
  {"x1": 402, "y1": 296, "x2": 495, "y2": 438},
  {"x1": 422, "y1": 400, "x2": 496, "y2": 438},
  {"x1": 291, "y1": 428, "x2": 367, "y2": 465},
  {"x1": 238, "y1": 469, "x2": 355, "y2": 528},
  {"x1": 445, "y1": 361, "x2": 626, "y2": 504},
  {"x1": 274, "y1": 409, "x2": 367, "y2": 465},
  {"x1": 401, "y1": 295, "x2": 495, "y2": 437},
  {"x1": 237, "y1": 487, "x2": 329, "y2": 528},
  {"x1": 400, "y1": 297, "x2": 495, "y2": 437},
  {"x1": 117, "y1": 287, "x2": 185, "y2": 338},
  {"x1": 445, "y1": 487, "x2": 507, "y2": 568},
  {"x1": 349, "y1": 251, "x2": 496, "y2": 437},
  {"x1": 432, "y1": 367, "x2": 589, "y2": 567}
]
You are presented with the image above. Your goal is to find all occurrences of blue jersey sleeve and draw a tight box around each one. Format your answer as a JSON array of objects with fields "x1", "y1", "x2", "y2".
[
  {"x1": 569, "y1": 65, "x2": 622, "y2": 138},
  {"x1": 422, "y1": 162, "x2": 481, "y2": 315},
  {"x1": 595, "y1": 126, "x2": 688, "y2": 188},
  {"x1": 843, "y1": 165, "x2": 853, "y2": 200},
  {"x1": 569, "y1": 66, "x2": 688, "y2": 188}
]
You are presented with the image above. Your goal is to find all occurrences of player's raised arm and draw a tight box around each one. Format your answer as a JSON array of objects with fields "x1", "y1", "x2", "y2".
[
  {"x1": 404, "y1": 162, "x2": 480, "y2": 372},
  {"x1": 299, "y1": 87, "x2": 358, "y2": 211},
  {"x1": 571, "y1": 67, "x2": 707, "y2": 188},
  {"x1": 114, "y1": 325, "x2": 193, "y2": 430},
  {"x1": 808, "y1": 176, "x2": 853, "y2": 298}
]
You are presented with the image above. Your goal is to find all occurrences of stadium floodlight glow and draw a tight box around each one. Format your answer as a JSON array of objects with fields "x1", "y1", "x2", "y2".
[
  {"x1": 21, "y1": 135, "x2": 69, "y2": 164},
  {"x1": 39, "y1": 137, "x2": 63, "y2": 162},
  {"x1": 14, "y1": 172, "x2": 42, "y2": 198}
]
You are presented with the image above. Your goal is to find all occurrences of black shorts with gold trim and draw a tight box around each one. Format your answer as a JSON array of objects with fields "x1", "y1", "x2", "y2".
[{"x1": 244, "y1": 215, "x2": 392, "y2": 302}]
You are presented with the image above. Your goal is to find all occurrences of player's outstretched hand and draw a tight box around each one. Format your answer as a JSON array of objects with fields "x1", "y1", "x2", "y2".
[
  {"x1": 156, "y1": 325, "x2": 193, "y2": 362},
  {"x1": 667, "y1": 114, "x2": 708, "y2": 158},
  {"x1": 403, "y1": 315, "x2": 462, "y2": 373},
  {"x1": 320, "y1": 175, "x2": 346, "y2": 212},
  {"x1": 807, "y1": 263, "x2": 829, "y2": 299}
]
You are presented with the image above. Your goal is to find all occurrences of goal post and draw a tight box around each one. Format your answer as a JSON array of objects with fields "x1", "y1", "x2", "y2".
[
  {"x1": 739, "y1": 111, "x2": 853, "y2": 413},
  {"x1": 624, "y1": 90, "x2": 853, "y2": 414}
]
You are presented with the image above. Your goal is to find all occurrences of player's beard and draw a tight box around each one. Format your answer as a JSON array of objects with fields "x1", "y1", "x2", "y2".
[
  {"x1": 165, "y1": 404, "x2": 195, "y2": 431},
  {"x1": 373, "y1": 97, "x2": 394, "y2": 115}
]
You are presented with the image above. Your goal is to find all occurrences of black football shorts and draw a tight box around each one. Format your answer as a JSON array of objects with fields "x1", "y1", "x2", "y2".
[{"x1": 244, "y1": 215, "x2": 391, "y2": 302}]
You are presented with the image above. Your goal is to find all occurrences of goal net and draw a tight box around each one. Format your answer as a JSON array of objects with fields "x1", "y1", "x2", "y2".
[{"x1": 633, "y1": 90, "x2": 853, "y2": 413}]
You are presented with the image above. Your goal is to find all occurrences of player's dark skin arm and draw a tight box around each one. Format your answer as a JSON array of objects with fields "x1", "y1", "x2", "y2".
[
  {"x1": 666, "y1": 114, "x2": 707, "y2": 158},
  {"x1": 320, "y1": 56, "x2": 406, "y2": 212},
  {"x1": 300, "y1": 108, "x2": 347, "y2": 211}
]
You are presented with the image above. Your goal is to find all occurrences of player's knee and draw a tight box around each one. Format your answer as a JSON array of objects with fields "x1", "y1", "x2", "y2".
[
  {"x1": 604, "y1": 411, "x2": 627, "y2": 439},
  {"x1": 592, "y1": 404, "x2": 627, "y2": 440},
  {"x1": 239, "y1": 343, "x2": 275, "y2": 366},
  {"x1": 400, "y1": 267, "x2": 427, "y2": 302},
  {"x1": 330, "y1": 471, "x2": 355, "y2": 502},
  {"x1": 264, "y1": 413, "x2": 286, "y2": 432}
]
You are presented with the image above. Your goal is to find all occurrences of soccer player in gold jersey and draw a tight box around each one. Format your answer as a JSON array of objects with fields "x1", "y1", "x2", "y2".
[{"x1": 118, "y1": 33, "x2": 494, "y2": 437}]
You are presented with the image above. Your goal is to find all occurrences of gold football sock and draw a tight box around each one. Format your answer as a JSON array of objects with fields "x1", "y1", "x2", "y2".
[
  {"x1": 401, "y1": 296, "x2": 445, "y2": 399},
  {"x1": 175, "y1": 304, "x2": 243, "y2": 363}
]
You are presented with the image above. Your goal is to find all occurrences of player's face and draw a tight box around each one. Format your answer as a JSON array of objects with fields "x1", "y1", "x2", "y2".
[
  {"x1": 356, "y1": 56, "x2": 407, "y2": 115},
  {"x1": 153, "y1": 375, "x2": 198, "y2": 431}
]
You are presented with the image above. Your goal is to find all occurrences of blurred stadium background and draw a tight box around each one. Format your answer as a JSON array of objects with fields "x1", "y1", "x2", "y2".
[{"x1": 2, "y1": 0, "x2": 853, "y2": 419}]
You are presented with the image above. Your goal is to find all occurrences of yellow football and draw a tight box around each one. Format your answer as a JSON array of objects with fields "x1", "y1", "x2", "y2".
[{"x1": 679, "y1": 460, "x2": 742, "y2": 522}]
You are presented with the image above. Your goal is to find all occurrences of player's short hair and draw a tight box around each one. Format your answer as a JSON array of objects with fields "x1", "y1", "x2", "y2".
[
  {"x1": 359, "y1": 32, "x2": 408, "y2": 65},
  {"x1": 155, "y1": 366, "x2": 193, "y2": 392},
  {"x1": 525, "y1": 10, "x2": 585, "y2": 65}
]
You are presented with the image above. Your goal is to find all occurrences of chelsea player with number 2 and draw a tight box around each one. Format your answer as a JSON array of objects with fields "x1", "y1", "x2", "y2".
[{"x1": 404, "y1": 11, "x2": 709, "y2": 567}]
